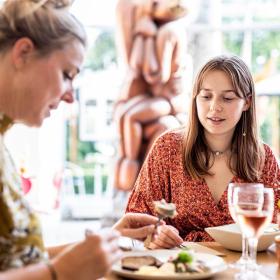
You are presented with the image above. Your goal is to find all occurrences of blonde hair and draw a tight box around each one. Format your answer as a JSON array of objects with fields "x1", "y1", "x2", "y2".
[
  {"x1": 0, "y1": 0, "x2": 86, "y2": 55},
  {"x1": 182, "y1": 55, "x2": 264, "y2": 182}
]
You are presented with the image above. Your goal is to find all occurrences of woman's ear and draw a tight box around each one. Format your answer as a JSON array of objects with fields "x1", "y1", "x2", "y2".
[
  {"x1": 11, "y1": 37, "x2": 35, "y2": 69},
  {"x1": 243, "y1": 95, "x2": 252, "y2": 111}
]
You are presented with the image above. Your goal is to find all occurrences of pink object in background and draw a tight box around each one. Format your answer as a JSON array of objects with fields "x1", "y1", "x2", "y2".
[
  {"x1": 52, "y1": 168, "x2": 63, "y2": 208},
  {"x1": 21, "y1": 176, "x2": 32, "y2": 194}
]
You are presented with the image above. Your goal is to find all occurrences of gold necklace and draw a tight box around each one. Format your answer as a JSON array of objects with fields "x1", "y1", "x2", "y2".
[{"x1": 212, "y1": 151, "x2": 224, "y2": 156}]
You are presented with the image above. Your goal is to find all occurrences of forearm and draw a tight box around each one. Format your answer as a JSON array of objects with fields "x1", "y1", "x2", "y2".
[
  {"x1": 0, "y1": 262, "x2": 52, "y2": 280},
  {"x1": 47, "y1": 243, "x2": 73, "y2": 259}
]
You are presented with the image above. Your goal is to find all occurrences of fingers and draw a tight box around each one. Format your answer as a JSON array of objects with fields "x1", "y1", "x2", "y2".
[
  {"x1": 85, "y1": 228, "x2": 121, "y2": 254},
  {"x1": 86, "y1": 228, "x2": 123, "y2": 266},
  {"x1": 109, "y1": 248, "x2": 123, "y2": 265},
  {"x1": 121, "y1": 224, "x2": 156, "y2": 240},
  {"x1": 149, "y1": 225, "x2": 183, "y2": 249},
  {"x1": 125, "y1": 213, "x2": 166, "y2": 227},
  {"x1": 100, "y1": 228, "x2": 121, "y2": 241},
  {"x1": 102, "y1": 238, "x2": 123, "y2": 266}
]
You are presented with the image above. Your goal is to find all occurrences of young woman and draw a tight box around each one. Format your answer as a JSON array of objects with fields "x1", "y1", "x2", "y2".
[
  {"x1": 0, "y1": 1, "x2": 163, "y2": 279},
  {"x1": 126, "y1": 55, "x2": 280, "y2": 246}
]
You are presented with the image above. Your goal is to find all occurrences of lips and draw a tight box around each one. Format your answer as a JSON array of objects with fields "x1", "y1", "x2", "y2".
[
  {"x1": 208, "y1": 117, "x2": 225, "y2": 121},
  {"x1": 207, "y1": 116, "x2": 225, "y2": 124},
  {"x1": 49, "y1": 104, "x2": 58, "y2": 110}
]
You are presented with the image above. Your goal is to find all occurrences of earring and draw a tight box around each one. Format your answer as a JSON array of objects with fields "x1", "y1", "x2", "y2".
[{"x1": 242, "y1": 112, "x2": 246, "y2": 137}]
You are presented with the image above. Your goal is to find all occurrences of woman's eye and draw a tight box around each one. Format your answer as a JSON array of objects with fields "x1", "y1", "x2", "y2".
[
  {"x1": 201, "y1": 95, "x2": 210, "y2": 99},
  {"x1": 63, "y1": 72, "x2": 72, "y2": 81},
  {"x1": 223, "y1": 97, "x2": 234, "y2": 102}
]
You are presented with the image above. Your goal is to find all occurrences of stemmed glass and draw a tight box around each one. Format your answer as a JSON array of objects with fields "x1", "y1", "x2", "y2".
[
  {"x1": 227, "y1": 183, "x2": 264, "y2": 269},
  {"x1": 232, "y1": 187, "x2": 274, "y2": 280}
]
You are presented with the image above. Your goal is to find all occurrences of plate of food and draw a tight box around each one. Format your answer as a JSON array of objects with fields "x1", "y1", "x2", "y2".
[
  {"x1": 112, "y1": 249, "x2": 227, "y2": 279},
  {"x1": 205, "y1": 223, "x2": 279, "y2": 252}
]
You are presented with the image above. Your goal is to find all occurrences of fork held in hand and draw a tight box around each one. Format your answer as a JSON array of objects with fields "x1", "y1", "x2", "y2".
[{"x1": 144, "y1": 215, "x2": 163, "y2": 248}]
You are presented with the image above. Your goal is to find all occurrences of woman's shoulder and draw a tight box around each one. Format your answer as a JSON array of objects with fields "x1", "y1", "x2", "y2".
[
  {"x1": 260, "y1": 143, "x2": 280, "y2": 188},
  {"x1": 147, "y1": 128, "x2": 185, "y2": 160},
  {"x1": 155, "y1": 127, "x2": 185, "y2": 146},
  {"x1": 262, "y1": 143, "x2": 278, "y2": 160},
  {"x1": 263, "y1": 143, "x2": 279, "y2": 172}
]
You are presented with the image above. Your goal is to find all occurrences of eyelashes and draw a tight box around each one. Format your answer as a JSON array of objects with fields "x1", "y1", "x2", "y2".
[
  {"x1": 198, "y1": 95, "x2": 235, "y2": 102},
  {"x1": 63, "y1": 72, "x2": 73, "y2": 81}
]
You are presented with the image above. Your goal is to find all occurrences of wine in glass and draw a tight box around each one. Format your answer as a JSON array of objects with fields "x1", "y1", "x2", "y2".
[
  {"x1": 227, "y1": 183, "x2": 264, "y2": 268},
  {"x1": 233, "y1": 187, "x2": 274, "y2": 280}
]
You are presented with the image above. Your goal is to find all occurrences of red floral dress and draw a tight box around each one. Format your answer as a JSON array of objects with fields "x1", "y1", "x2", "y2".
[{"x1": 126, "y1": 130, "x2": 280, "y2": 241}]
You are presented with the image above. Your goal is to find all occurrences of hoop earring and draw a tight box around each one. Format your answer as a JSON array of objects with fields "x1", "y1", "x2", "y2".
[{"x1": 242, "y1": 111, "x2": 246, "y2": 137}]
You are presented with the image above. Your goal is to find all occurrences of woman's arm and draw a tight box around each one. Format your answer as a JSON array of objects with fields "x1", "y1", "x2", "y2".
[
  {"x1": 261, "y1": 144, "x2": 280, "y2": 222},
  {"x1": 47, "y1": 243, "x2": 73, "y2": 259},
  {"x1": 0, "y1": 229, "x2": 122, "y2": 280},
  {"x1": 0, "y1": 263, "x2": 53, "y2": 280},
  {"x1": 125, "y1": 132, "x2": 184, "y2": 248},
  {"x1": 126, "y1": 133, "x2": 169, "y2": 215}
]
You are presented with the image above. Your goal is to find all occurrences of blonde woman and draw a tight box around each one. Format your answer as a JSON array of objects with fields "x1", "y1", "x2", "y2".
[
  {"x1": 126, "y1": 55, "x2": 280, "y2": 246},
  {"x1": 0, "y1": 1, "x2": 163, "y2": 279}
]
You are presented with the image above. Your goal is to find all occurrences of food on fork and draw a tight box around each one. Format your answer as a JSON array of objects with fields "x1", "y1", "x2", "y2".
[
  {"x1": 144, "y1": 199, "x2": 177, "y2": 248},
  {"x1": 154, "y1": 199, "x2": 177, "y2": 218}
]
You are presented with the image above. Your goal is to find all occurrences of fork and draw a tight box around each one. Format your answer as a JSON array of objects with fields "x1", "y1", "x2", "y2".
[
  {"x1": 178, "y1": 244, "x2": 190, "y2": 249},
  {"x1": 143, "y1": 214, "x2": 164, "y2": 248}
]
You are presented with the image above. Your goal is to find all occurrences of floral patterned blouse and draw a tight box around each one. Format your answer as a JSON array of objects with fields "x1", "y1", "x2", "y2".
[
  {"x1": 126, "y1": 130, "x2": 280, "y2": 241},
  {"x1": 0, "y1": 113, "x2": 47, "y2": 271}
]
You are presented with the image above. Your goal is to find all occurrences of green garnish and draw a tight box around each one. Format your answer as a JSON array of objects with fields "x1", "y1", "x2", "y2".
[{"x1": 176, "y1": 251, "x2": 193, "y2": 263}]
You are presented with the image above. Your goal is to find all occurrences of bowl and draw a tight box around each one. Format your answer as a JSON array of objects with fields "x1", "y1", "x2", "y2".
[{"x1": 205, "y1": 223, "x2": 279, "y2": 252}]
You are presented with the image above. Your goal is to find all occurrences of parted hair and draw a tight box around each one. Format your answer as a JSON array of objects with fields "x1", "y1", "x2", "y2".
[
  {"x1": 182, "y1": 55, "x2": 264, "y2": 182},
  {"x1": 0, "y1": 0, "x2": 86, "y2": 55}
]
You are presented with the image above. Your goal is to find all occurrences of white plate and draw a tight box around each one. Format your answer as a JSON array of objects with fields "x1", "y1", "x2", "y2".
[
  {"x1": 205, "y1": 223, "x2": 279, "y2": 252},
  {"x1": 112, "y1": 249, "x2": 227, "y2": 279}
]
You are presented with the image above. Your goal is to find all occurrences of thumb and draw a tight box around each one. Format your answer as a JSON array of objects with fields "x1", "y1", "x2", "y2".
[{"x1": 121, "y1": 225, "x2": 155, "y2": 240}]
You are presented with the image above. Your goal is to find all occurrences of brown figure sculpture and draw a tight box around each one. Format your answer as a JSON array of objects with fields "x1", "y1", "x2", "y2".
[{"x1": 114, "y1": 0, "x2": 189, "y2": 191}]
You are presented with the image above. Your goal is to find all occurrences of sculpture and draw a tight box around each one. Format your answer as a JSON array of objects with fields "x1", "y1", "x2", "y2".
[{"x1": 114, "y1": 0, "x2": 190, "y2": 191}]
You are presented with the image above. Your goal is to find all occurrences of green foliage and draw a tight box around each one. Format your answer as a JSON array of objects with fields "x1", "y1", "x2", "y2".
[
  {"x1": 223, "y1": 31, "x2": 280, "y2": 73},
  {"x1": 85, "y1": 31, "x2": 117, "y2": 71},
  {"x1": 252, "y1": 31, "x2": 280, "y2": 72},
  {"x1": 223, "y1": 32, "x2": 243, "y2": 55},
  {"x1": 77, "y1": 141, "x2": 97, "y2": 162},
  {"x1": 84, "y1": 174, "x2": 94, "y2": 194},
  {"x1": 260, "y1": 119, "x2": 272, "y2": 146}
]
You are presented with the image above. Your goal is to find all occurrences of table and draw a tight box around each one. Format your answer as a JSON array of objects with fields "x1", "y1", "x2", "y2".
[{"x1": 105, "y1": 242, "x2": 279, "y2": 280}]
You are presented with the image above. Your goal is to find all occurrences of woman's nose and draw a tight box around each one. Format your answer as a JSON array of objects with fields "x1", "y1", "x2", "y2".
[
  {"x1": 210, "y1": 99, "x2": 222, "y2": 112},
  {"x1": 61, "y1": 84, "x2": 74, "y2": 104},
  {"x1": 61, "y1": 89, "x2": 74, "y2": 104}
]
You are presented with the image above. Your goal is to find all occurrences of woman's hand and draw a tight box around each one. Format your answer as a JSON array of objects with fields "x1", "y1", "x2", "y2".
[
  {"x1": 52, "y1": 228, "x2": 122, "y2": 280},
  {"x1": 113, "y1": 212, "x2": 165, "y2": 240},
  {"x1": 148, "y1": 224, "x2": 183, "y2": 249}
]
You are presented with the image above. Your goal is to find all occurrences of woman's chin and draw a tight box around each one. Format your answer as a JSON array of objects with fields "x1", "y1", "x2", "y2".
[{"x1": 24, "y1": 115, "x2": 46, "y2": 127}]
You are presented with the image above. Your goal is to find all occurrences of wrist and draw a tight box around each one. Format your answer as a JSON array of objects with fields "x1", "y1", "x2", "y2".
[
  {"x1": 46, "y1": 260, "x2": 58, "y2": 280},
  {"x1": 51, "y1": 255, "x2": 74, "y2": 280}
]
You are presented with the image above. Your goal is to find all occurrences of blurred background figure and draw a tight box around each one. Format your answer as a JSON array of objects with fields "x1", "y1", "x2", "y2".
[{"x1": 113, "y1": 0, "x2": 191, "y2": 192}]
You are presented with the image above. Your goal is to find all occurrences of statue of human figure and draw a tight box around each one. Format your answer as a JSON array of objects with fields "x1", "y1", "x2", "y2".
[{"x1": 114, "y1": 0, "x2": 190, "y2": 191}]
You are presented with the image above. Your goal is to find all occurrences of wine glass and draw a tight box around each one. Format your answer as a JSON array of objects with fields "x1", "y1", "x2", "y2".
[
  {"x1": 227, "y1": 183, "x2": 264, "y2": 269},
  {"x1": 233, "y1": 187, "x2": 274, "y2": 280}
]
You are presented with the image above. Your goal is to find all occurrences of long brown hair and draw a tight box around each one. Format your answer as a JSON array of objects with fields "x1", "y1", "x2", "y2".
[{"x1": 182, "y1": 55, "x2": 264, "y2": 181}]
